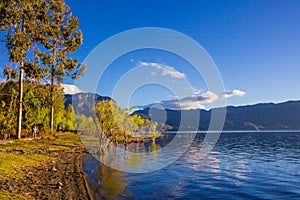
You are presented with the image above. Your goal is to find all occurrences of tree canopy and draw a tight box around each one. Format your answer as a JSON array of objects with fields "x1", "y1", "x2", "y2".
[
  {"x1": 0, "y1": 0, "x2": 85, "y2": 138},
  {"x1": 0, "y1": 1, "x2": 160, "y2": 144}
]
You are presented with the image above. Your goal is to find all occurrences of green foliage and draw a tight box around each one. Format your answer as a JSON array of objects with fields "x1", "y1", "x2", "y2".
[
  {"x1": 3, "y1": 65, "x2": 18, "y2": 81},
  {"x1": 95, "y1": 100, "x2": 134, "y2": 143},
  {"x1": 0, "y1": 81, "x2": 76, "y2": 138},
  {"x1": 1, "y1": 0, "x2": 49, "y2": 71},
  {"x1": 75, "y1": 114, "x2": 97, "y2": 135},
  {"x1": 95, "y1": 100, "x2": 161, "y2": 143},
  {"x1": 0, "y1": 80, "x2": 161, "y2": 141},
  {"x1": 0, "y1": 81, "x2": 18, "y2": 138},
  {"x1": 0, "y1": 0, "x2": 85, "y2": 136},
  {"x1": 32, "y1": 0, "x2": 86, "y2": 130},
  {"x1": 56, "y1": 104, "x2": 76, "y2": 131},
  {"x1": 0, "y1": 0, "x2": 52, "y2": 138},
  {"x1": 34, "y1": 0, "x2": 86, "y2": 82}
]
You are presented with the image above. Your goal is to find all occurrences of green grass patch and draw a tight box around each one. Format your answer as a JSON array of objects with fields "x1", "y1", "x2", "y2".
[
  {"x1": 1, "y1": 140, "x2": 47, "y2": 152},
  {"x1": 0, "y1": 153, "x2": 50, "y2": 180},
  {"x1": 0, "y1": 133, "x2": 83, "y2": 181},
  {"x1": 0, "y1": 133, "x2": 83, "y2": 152},
  {"x1": 0, "y1": 133, "x2": 83, "y2": 199},
  {"x1": 50, "y1": 133, "x2": 83, "y2": 147},
  {"x1": 0, "y1": 190, "x2": 29, "y2": 200}
]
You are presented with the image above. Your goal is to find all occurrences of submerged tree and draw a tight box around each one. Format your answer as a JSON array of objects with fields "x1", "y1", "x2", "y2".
[{"x1": 95, "y1": 100, "x2": 161, "y2": 143}]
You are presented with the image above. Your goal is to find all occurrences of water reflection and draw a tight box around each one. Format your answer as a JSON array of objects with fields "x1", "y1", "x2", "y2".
[
  {"x1": 85, "y1": 142, "x2": 164, "y2": 199},
  {"x1": 89, "y1": 133, "x2": 194, "y2": 173},
  {"x1": 83, "y1": 132, "x2": 300, "y2": 199},
  {"x1": 95, "y1": 163, "x2": 130, "y2": 199}
]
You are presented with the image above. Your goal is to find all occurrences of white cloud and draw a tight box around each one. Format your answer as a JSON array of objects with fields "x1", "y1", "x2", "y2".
[
  {"x1": 61, "y1": 84, "x2": 84, "y2": 94},
  {"x1": 0, "y1": 81, "x2": 84, "y2": 94},
  {"x1": 138, "y1": 61, "x2": 186, "y2": 79},
  {"x1": 223, "y1": 89, "x2": 246, "y2": 98},
  {"x1": 145, "y1": 91, "x2": 219, "y2": 110}
]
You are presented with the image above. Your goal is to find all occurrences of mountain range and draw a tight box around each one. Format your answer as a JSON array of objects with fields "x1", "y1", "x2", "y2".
[
  {"x1": 133, "y1": 101, "x2": 300, "y2": 131},
  {"x1": 64, "y1": 93, "x2": 112, "y2": 117},
  {"x1": 64, "y1": 93, "x2": 300, "y2": 131}
]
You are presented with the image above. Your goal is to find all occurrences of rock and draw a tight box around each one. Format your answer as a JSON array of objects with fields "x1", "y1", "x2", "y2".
[
  {"x1": 51, "y1": 166, "x2": 57, "y2": 171},
  {"x1": 57, "y1": 182, "x2": 63, "y2": 189}
]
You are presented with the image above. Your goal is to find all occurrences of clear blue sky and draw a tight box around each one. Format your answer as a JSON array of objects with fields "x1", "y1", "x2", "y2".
[
  {"x1": 65, "y1": 0, "x2": 300, "y2": 109},
  {"x1": 1, "y1": 0, "x2": 300, "y2": 109}
]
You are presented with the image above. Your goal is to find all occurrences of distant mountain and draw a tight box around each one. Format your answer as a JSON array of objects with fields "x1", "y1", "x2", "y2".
[
  {"x1": 133, "y1": 100, "x2": 300, "y2": 131},
  {"x1": 64, "y1": 92, "x2": 300, "y2": 131},
  {"x1": 64, "y1": 93, "x2": 112, "y2": 116}
]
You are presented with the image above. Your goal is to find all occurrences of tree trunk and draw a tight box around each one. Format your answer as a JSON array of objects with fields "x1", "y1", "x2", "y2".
[
  {"x1": 50, "y1": 46, "x2": 57, "y2": 132},
  {"x1": 17, "y1": 63, "x2": 24, "y2": 139},
  {"x1": 50, "y1": 74, "x2": 54, "y2": 132}
]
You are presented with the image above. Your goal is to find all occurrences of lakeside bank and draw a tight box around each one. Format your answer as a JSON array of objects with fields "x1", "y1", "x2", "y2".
[{"x1": 0, "y1": 133, "x2": 92, "y2": 200}]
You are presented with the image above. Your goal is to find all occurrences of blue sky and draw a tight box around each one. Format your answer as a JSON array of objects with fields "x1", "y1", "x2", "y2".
[{"x1": 1, "y1": 0, "x2": 300, "y2": 109}]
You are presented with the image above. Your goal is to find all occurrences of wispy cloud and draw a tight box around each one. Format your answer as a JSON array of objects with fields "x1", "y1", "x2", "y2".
[
  {"x1": 143, "y1": 89, "x2": 246, "y2": 110},
  {"x1": 145, "y1": 91, "x2": 219, "y2": 110},
  {"x1": 138, "y1": 61, "x2": 186, "y2": 79},
  {"x1": 223, "y1": 89, "x2": 246, "y2": 98}
]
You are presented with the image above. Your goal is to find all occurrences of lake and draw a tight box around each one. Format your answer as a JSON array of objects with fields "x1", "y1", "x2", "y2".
[{"x1": 83, "y1": 132, "x2": 300, "y2": 199}]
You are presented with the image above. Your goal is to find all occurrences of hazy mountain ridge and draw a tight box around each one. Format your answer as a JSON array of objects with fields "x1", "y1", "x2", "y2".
[
  {"x1": 133, "y1": 100, "x2": 300, "y2": 131},
  {"x1": 64, "y1": 93, "x2": 300, "y2": 131}
]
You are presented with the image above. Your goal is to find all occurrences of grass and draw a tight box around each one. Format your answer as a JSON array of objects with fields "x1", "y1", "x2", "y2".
[
  {"x1": 0, "y1": 132, "x2": 83, "y2": 152},
  {"x1": 0, "y1": 153, "x2": 50, "y2": 180},
  {"x1": 0, "y1": 189, "x2": 29, "y2": 200},
  {"x1": 0, "y1": 132, "x2": 83, "y2": 197},
  {"x1": 49, "y1": 132, "x2": 83, "y2": 147}
]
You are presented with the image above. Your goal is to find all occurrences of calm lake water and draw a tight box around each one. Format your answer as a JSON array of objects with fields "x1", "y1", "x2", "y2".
[{"x1": 83, "y1": 132, "x2": 300, "y2": 199}]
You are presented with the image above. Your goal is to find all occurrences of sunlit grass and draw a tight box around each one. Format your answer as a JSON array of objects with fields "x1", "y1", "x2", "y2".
[
  {"x1": 0, "y1": 133, "x2": 83, "y2": 181},
  {"x1": 0, "y1": 133, "x2": 83, "y2": 198},
  {"x1": 0, "y1": 132, "x2": 83, "y2": 152},
  {"x1": 50, "y1": 132, "x2": 83, "y2": 147},
  {"x1": 0, "y1": 153, "x2": 50, "y2": 180},
  {"x1": 0, "y1": 190, "x2": 29, "y2": 200}
]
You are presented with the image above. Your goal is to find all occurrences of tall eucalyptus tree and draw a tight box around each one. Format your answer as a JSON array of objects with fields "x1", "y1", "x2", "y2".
[
  {"x1": 36, "y1": 0, "x2": 85, "y2": 131},
  {"x1": 0, "y1": 0, "x2": 49, "y2": 138},
  {"x1": 1, "y1": 0, "x2": 85, "y2": 136}
]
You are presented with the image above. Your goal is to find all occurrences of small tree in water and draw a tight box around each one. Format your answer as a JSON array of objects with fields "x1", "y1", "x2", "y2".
[{"x1": 95, "y1": 100, "x2": 161, "y2": 144}]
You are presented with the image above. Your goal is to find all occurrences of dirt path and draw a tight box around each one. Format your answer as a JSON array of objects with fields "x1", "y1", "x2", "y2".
[{"x1": 0, "y1": 146, "x2": 92, "y2": 199}]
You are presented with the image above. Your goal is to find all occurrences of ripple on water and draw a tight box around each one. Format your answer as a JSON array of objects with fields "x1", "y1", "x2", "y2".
[{"x1": 83, "y1": 132, "x2": 300, "y2": 199}]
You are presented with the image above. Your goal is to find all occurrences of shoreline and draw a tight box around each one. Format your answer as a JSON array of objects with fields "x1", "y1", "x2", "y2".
[
  {"x1": 79, "y1": 154, "x2": 95, "y2": 200},
  {"x1": 0, "y1": 133, "x2": 93, "y2": 199}
]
